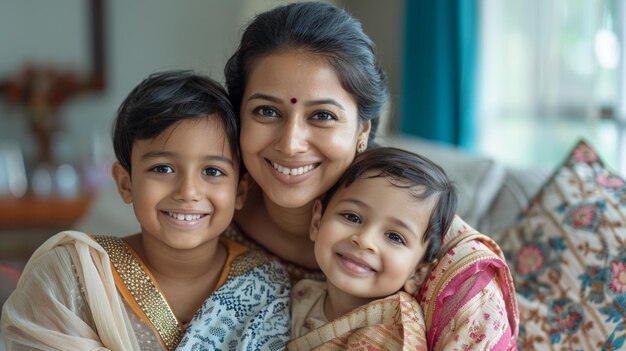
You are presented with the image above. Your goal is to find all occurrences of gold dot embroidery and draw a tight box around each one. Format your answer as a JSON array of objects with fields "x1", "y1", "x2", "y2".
[
  {"x1": 223, "y1": 225, "x2": 326, "y2": 283},
  {"x1": 95, "y1": 235, "x2": 184, "y2": 349}
]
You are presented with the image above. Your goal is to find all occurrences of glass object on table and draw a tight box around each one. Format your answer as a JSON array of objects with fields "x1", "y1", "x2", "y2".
[{"x1": 0, "y1": 140, "x2": 27, "y2": 198}]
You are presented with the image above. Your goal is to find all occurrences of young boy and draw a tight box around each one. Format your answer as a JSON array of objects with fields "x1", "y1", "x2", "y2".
[
  {"x1": 288, "y1": 147, "x2": 457, "y2": 350},
  {"x1": 1, "y1": 71, "x2": 290, "y2": 351}
]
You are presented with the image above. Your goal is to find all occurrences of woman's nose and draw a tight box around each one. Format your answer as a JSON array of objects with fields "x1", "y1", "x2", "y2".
[{"x1": 274, "y1": 117, "x2": 308, "y2": 155}]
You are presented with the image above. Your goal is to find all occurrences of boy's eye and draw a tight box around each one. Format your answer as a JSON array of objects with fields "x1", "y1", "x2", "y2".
[
  {"x1": 203, "y1": 167, "x2": 224, "y2": 177},
  {"x1": 311, "y1": 111, "x2": 337, "y2": 121},
  {"x1": 151, "y1": 165, "x2": 173, "y2": 173},
  {"x1": 254, "y1": 106, "x2": 280, "y2": 118},
  {"x1": 386, "y1": 232, "x2": 406, "y2": 245},
  {"x1": 341, "y1": 212, "x2": 361, "y2": 224}
]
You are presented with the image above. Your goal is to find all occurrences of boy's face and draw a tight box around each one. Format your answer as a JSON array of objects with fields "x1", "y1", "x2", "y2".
[
  {"x1": 112, "y1": 117, "x2": 244, "y2": 250},
  {"x1": 310, "y1": 174, "x2": 434, "y2": 299}
]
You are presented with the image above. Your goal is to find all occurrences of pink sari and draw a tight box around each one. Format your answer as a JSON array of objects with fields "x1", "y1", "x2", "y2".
[{"x1": 417, "y1": 216, "x2": 519, "y2": 351}]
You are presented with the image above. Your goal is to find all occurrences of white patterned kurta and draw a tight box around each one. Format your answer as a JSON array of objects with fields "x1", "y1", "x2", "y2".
[{"x1": 177, "y1": 257, "x2": 291, "y2": 351}]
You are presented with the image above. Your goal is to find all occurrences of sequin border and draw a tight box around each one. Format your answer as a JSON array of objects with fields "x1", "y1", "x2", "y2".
[
  {"x1": 94, "y1": 235, "x2": 183, "y2": 350},
  {"x1": 224, "y1": 224, "x2": 326, "y2": 282}
]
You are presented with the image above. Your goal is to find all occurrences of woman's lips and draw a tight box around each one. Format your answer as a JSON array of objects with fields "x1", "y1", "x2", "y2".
[
  {"x1": 269, "y1": 160, "x2": 320, "y2": 176},
  {"x1": 264, "y1": 159, "x2": 320, "y2": 184}
]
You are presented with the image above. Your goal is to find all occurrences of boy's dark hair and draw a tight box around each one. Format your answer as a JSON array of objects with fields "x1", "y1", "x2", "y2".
[
  {"x1": 320, "y1": 147, "x2": 457, "y2": 263},
  {"x1": 225, "y1": 1, "x2": 387, "y2": 147},
  {"x1": 112, "y1": 70, "x2": 239, "y2": 172}
]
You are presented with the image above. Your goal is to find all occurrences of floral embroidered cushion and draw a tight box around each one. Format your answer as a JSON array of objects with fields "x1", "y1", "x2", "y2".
[{"x1": 498, "y1": 140, "x2": 626, "y2": 350}]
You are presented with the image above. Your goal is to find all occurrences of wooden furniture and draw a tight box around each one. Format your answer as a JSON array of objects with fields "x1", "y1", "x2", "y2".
[{"x1": 0, "y1": 194, "x2": 92, "y2": 231}]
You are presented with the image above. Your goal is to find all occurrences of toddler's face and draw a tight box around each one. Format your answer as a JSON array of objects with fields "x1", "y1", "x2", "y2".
[
  {"x1": 311, "y1": 174, "x2": 434, "y2": 299},
  {"x1": 114, "y1": 117, "x2": 243, "y2": 250}
]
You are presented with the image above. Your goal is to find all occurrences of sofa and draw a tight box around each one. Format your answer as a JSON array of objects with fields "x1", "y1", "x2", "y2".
[{"x1": 2, "y1": 134, "x2": 624, "y2": 350}]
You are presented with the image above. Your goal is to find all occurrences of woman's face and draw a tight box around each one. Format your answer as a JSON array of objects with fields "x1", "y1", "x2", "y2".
[{"x1": 240, "y1": 51, "x2": 370, "y2": 209}]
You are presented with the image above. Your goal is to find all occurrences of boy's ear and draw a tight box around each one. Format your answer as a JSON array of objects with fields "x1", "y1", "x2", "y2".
[
  {"x1": 234, "y1": 173, "x2": 249, "y2": 210},
  {"x1": 403, "y1": 260, "x2": 437, "y2": 296},
  {"x1": 111, "y1": 162, "x2": 133, "y2": 204},
  {"x1": 309, "y1": 199, "x2": 323, "y2": 242}
]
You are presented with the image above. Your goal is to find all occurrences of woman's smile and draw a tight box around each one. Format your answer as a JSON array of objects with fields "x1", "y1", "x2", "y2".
[
  {"x1": 269, "y1": 160, "x2": 319, "y2": 176},
  {"x1": 240, "y1": 51, "x2": 367, "y2": 208}
]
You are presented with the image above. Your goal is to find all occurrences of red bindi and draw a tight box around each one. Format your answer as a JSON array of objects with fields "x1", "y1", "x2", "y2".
[{"x1": 290, "y1": 97, "x2": 298, "y2": 104}]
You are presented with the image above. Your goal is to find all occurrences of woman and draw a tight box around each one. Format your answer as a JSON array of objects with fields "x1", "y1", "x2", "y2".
[
  {"x1": 223, "y1": 1, "x2": 384, "y2": 282},
  {"x1": 218, "y1": 2, "x2": 518, "y2": 350}
]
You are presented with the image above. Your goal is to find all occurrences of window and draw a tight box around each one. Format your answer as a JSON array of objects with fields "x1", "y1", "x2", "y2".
[{"x1": 478, "y1": 0, "x2": 624, "y2": 175}]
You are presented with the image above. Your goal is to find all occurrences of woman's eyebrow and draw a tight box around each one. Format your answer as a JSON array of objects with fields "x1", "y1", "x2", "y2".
[
  {"x1": 304, "y1": 99, "x2": 345, "y2": 111},
  {"x1": 247, "y1": 93, "x2": 282, "y2": 103},
  {"x1": 247, "y1": 93, "x2": 345, "y2": 111}
]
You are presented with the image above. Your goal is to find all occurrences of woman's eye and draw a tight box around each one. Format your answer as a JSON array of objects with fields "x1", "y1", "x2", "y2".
[
  {"x1": 342, "y1": 213, "x2": 361, "y2": 224},
  {"x1": 151, "y1": 165, "x2": 173, "y2": 173},
  {"x1": 386, "y1": 232, "x2": 406, "y2": 245},
  {"x1": 312, "y1": 111, "x2": 337, "y2": 121},
  {"x1": 254, "y1": 106, "x2": 280, "y2": 118},
  {"x1": 203, "y1": 167, "x2": 224, "y2": 177}
]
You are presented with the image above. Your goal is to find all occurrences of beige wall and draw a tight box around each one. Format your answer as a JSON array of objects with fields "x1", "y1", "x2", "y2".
[
  {"x1": 0, "y1": 0, "x2": 403, "y2": 164},
  {"x1": 342, "y1": 0, "x2": 405, "y2": 135}
]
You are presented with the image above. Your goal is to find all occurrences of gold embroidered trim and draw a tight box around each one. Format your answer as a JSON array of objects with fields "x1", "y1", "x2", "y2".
[
  {"x1": 227, "y1": 250, "x2": 268, "y2": 280},
  {"x1": 94, "y1": 236, "x2": 183, "y2": 350},
  {"x1": 224, "y1": 224, "x2": 325, "y2": 282}
]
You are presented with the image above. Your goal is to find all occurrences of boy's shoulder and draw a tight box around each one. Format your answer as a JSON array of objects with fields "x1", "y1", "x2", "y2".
[{"x1": 29, "y1": 230, "x2": 100, "y2": 263}]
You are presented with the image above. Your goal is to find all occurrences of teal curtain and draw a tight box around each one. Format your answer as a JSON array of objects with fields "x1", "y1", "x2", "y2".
[{"x1": 400, "y1": 0, "x2": 477, "y2": 149}]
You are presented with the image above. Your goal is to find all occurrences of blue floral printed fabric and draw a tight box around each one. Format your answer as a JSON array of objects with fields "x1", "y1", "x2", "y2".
[
  {"x1": 498, "y1": 140, "x2": 626, "y2": 350},
  {"x1": 176, "y1": 255, "x2": 290, "y2": 351}
]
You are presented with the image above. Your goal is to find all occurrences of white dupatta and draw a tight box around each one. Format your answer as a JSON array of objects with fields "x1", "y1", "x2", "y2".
[{"x1": 1, "y1": 231, "x2": 142, "y2": 350}]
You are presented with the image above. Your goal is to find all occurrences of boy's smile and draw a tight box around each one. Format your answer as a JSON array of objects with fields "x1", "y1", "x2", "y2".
[
  {"x1": 113, "y1": 117, "x2": 244, "y2": 251},
  {"x1": 162, "y1": 210, "x2": 210, "y2": 227}
]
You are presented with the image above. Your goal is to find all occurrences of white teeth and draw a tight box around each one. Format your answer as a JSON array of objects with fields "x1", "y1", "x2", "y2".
[
  {"x1": 168, "y1": 212, "x2": 203, "y2": 221},
  {"x1": 271, "y1": 162, "x2": 316, "y2": 176}
]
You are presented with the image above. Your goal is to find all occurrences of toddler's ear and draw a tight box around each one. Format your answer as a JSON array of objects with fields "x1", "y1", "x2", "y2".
[
  {"x1": 309, "y1": 199, "x2": 323, "y2": 242},
  {"x1": 111, "y1": 162, "x2": 132, "y2": 204},
  {"x1": 403, "y1": 259, "x2": 438, "y2": 296},
  {"x1": 235, "y1": 173, "x2": 250, "y2": 210}
]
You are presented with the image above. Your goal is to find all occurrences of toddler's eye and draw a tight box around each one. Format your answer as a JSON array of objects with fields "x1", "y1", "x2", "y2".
[
  {"x1": 203, "y1": 168, "x2": 224, "y2": 177},
  {"x1": 342, "y1": 213, "x2": 361, "y2": 224},
  {"x1": 254, "y1": 106, "x2": 280, "y2": 118},
  {"x1": 386, "y1": 232, "x2": 406, "y2": 245},
  {"x1": 151, "y1": 165, "x2": 173, "y2": 173}
]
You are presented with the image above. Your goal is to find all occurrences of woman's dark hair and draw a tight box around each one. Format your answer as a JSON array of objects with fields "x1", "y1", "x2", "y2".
[
  {"x1": 112, "y1": 70, "x2": 239, "y2": 172},
  {"x1": 320, "y1": 147, "x2": 458, "y2": 263},
  {"x1": 224, "y1": 1, "x2": 388, "y2": 146}
]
